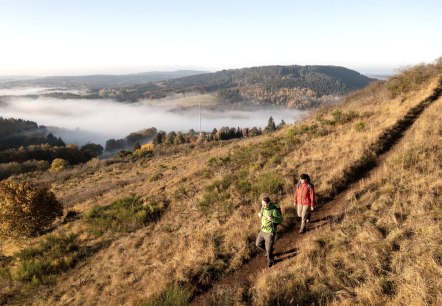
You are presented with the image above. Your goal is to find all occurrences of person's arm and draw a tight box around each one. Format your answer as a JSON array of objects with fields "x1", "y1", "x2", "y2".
[
  {"x1": 310, "y1": 185, "x2": 316, "y2": 210},
  {"x1": 272, "y1": 208, "x2": 283, "y2": 224}
]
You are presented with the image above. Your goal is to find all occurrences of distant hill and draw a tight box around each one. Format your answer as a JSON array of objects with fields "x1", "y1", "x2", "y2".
[
  {"x1": 0, "y1": 70, "x2": 209, "y2": 89},
  {"x1": 1, "y1": 66, "x2": 375, "y2": 109},
  {"x1": 98, "y1": 65, "x2": 376, "y2": 108},
  {"x1": 1, "y1": 61, "x2": 441, "y2": 305}
]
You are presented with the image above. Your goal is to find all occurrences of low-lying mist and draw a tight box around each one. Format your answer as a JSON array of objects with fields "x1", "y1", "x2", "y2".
[
  {"x1": 0, "y1": 95, "x2": 306, "y2": 146},
  {"x1": 0, "y1": 87, "x2": 82, "y2": 96}
]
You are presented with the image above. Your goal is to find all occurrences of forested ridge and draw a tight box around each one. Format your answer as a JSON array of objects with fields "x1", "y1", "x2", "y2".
[
  {"x1": 0, "y1": 117, "x2": 64, "y2": 151},
  {"x1": 98, "y1": 65, "x2": 375, "y2": 108},
  {"x1": 0, "y1": 66, "x2": 374, "y2": 109}
]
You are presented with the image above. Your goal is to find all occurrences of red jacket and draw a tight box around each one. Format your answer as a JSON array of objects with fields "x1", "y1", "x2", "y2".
[{"x1": 294, "y1": 182, "x2": 316, "y2": 207}]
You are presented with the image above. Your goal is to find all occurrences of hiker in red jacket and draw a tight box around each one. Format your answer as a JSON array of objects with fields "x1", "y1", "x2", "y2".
[{"x1": 294, "y1": 173, "x2": 316, "y2": 234}]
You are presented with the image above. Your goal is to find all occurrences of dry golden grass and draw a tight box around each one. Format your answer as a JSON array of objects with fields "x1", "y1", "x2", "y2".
[
  {"x1": 252, "y1": 97, "x2": 442, "y2": 305},
  {"x1": 1, "y1": 60, "x2": 441, "y2": 305}
]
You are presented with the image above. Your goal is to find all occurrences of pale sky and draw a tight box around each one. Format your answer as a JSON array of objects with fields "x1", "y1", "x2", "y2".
[{"x1": 1, "y1": 0, "x2": 441, "y2": 76}]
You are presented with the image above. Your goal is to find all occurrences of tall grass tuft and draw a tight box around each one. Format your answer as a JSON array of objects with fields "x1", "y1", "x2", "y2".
[
  {"x1": 11, "y1": 233, "x2": 85, "y2": 285},
  {"x1": 84, "y1": 195, "x2": 167, "y2": 236},
  {"x1": 142, "y1": 285, "x2": 191, "y2": 306}
]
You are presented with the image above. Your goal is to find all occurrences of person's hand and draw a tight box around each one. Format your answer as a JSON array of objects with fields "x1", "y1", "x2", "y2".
[
  {"x1": 267, "y1": 215, "x2": 273, "y2": 221},
  {"x1": 258, "y1": 212, "x2": 262, "y2": 218},
  {"x1": 311, "y1": 207, "x2": 314, "y2": 211}
]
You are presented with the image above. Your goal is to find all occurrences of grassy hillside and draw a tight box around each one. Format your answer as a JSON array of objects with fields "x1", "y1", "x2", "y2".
[
  {"x1": 254, "y1": 75, "x2": 442, "y2": 305},
  {"x1": 0, "y1": 60, "x2": 441, "y2": 305}
]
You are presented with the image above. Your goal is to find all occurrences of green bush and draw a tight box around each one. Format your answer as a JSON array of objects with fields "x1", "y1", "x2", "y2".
[
  {"x1": 198, "y1": 189, "x2": 227, "y2": 211},
  {"x1": 0, "y1": 179, "x2": 63, "y2": 238},
  {"x1": 149, "y1": 172, "x2": 164, "y2": 182},
  {"x1": 0, "y1": 267, "x2": 11, "y2": 280},
  {"x1": 252, "y1": 170, "x2": 284, "y2": 198},
  {"x1": 11, "y1": 233, "x2": 85, "y2": 285},
  {"x1": 234, "y1": 177, "x2": 253, "y2": 195},
  {"x1": 354, "y1": 121, "x2": 366, "y2": 132},
  {"x1": 331, "y1": 109, "x2": 359, "y2": 124},
  {"x1": 84, "y1": 195, "x2": 167, "y2": 236},
  {"x1": 143, "y1": 285, "x2": 191, "y2": 306},
  {"x1": 115, "y1": 150, "x2": 132, "y2": 159},
  {"x1": 207, "y1": 156, "x2": 231, "y2": 169},
  {"x1": 173, "y1": 186, "x2": 188, "y2": 200},
  {"x1": 63, "y1": 209, "x2": 81, "y2": 223}
]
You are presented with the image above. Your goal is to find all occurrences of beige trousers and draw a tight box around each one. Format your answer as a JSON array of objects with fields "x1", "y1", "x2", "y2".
[{"x1": 297, "y1": 203, "x2": 311, "y2": 231}]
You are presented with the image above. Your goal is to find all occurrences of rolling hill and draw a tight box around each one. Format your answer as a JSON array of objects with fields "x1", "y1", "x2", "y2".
[
  {"x1": 0, "y1": 70, "x2": 208, "y2": 89},
  {"x1": 0, "y1": 66, "x2": 375, "y2": 110},
  {"x1": 98, "y1": 65, "x2": 376, "y2": 109},
  {"x1": 0, "y1": 59, "x2": 441, "y2": 305}
]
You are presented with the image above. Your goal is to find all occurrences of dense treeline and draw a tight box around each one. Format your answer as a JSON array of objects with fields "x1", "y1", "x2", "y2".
[
  {"x1": 0, "y1": 144, "x2": 94, "y2": 165},
  {"x1": 164, "y1": 65, "x2": 373, "y2": 94},
  {"x1": 105, "y1": 128, "x2": 157, "y2": 152},
  {"x1": 0, "y1": 117, "x2": 65, "y2": 151},
  {"x1": 0, "y1": 117, "x2": 104, "y2": 179},
  {"x1": 148, "y1": 117, "x2": 281, "y2": 150}
]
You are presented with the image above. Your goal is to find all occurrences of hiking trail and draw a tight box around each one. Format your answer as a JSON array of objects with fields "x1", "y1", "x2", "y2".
[{"x1": 190, "y1": 80, "x2": 442, "y2": 306}]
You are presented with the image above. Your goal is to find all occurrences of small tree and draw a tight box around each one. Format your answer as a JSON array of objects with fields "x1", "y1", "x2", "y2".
[
  {"x1": 133, "y1": 142, "x2": 141, "y2": 151},
  {"x1": 51, "y1": 158, "x2": 68, "y2": 172},
  {"x1": 265, "y1": 116, "x2": 276, "y2": 133},
  {"x1": 166, "y1": 131, "x2": 177, "y2": 145},
  {"x1": 0, "y1": 179, "x2": 63, "y2": 237},
  {"x1": 81, "y1": 143, "x2": 104, "y2": 157},
  {"x1": 277, "y1": 119, "x2": 286, "y2": 129},
  {"x1": 153, "y1": 131, "x2": 166, "y2": 145},
  {"x1": 174, "y1": 132, "x2": 186, "y2": 145}
]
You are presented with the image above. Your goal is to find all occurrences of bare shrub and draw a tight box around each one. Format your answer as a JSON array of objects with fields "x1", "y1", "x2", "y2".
[{"x1": 0, "y1": 179, "x2": 63, "y2": 237}]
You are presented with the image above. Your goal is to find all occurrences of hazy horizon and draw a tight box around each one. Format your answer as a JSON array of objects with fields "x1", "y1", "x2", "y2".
[
  {"x1": 0, "y1": 66, "x2": 396, "y2": 79},
  {"x1": 1, "y1": 1, "x2": 441, "y2": 76}
]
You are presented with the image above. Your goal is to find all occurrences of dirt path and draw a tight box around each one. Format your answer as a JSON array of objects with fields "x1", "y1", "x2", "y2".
[{"x1": 190, "y1": 80, "x2": 442, "y2": 306}]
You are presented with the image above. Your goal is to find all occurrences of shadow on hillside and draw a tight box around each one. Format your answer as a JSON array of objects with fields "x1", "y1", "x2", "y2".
[{"x1": 274, "y1": 247, "x2": 298, "y2": 264}]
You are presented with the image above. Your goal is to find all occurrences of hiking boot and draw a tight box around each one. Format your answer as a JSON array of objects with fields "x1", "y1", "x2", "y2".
[{"x1": 268, "y1": 260, "x2": 274, "y2": 267}]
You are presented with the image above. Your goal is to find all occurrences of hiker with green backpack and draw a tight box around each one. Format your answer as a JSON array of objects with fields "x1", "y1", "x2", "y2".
[{"x1": 256, "y1": 195, "x2": 283, "y2": 267}]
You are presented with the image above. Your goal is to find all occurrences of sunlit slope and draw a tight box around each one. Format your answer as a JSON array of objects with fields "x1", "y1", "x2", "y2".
[
  {"x1": 254, "y1": 77, "x2": 442, "y2": 306},
  {"x1": 1, "y1": 60, "x2": 441, "y2": 305}
]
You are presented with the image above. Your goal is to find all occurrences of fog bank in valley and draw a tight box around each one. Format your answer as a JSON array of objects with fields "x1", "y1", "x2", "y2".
[
  {"x1": 0, "y1": 87, "x2": 83, "y2": 96},
  {"x1": 0, "y1": 95, "x2": 306, "y2": 146}
]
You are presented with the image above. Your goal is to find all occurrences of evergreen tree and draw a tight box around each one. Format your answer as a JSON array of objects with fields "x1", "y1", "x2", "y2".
[
  {"x1": 266, "y1": 116, "x2": 276, "y2": 133},
  {"x1": 153, "y1": 131, "x2": 166, "y2": 145},
  {"x1": 277, "y1": 119, "x2": 286, "y2": 129},
  {"x1": 133, "y1": 142, "x2": 141, "y2": 151},
  {"x1": 166, "y1": 131, "x2": 177, "y2": 145},
  {"x1": 174, "y1": 132, "x2": 186, "y2": 145}
]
